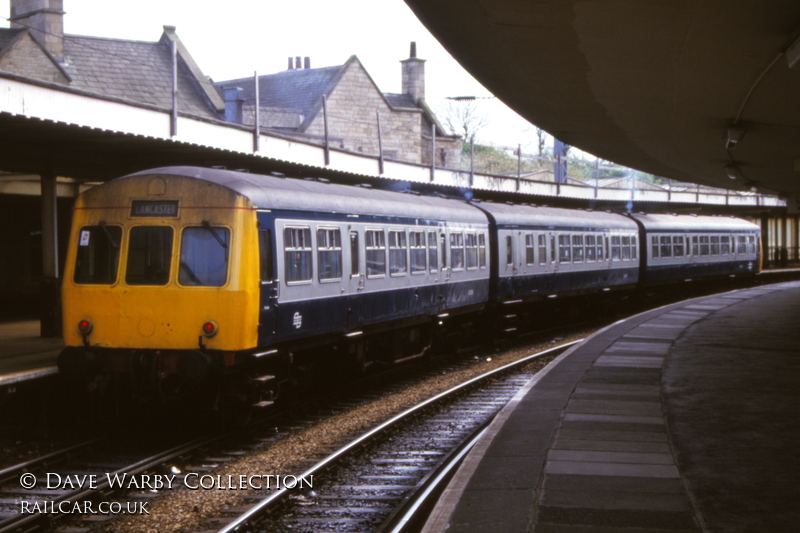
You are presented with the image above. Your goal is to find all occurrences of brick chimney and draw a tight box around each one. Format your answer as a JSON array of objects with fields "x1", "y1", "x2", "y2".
[
  {"x1": 401, "y1": 41, "x2": 426, "y2": 102},
  {"x1": 10, "y1": 0, "x2": 65, "y2": 60}
]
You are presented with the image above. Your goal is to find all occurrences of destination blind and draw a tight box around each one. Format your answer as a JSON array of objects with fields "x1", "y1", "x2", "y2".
[{"x1": 130, "y1": 200, "x2": 179, "y2": 217}]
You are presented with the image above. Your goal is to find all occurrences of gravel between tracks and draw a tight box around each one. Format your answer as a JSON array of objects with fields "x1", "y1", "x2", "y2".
[{"x1": 101, "y1": 331, "x2": 592, "y2": 533}]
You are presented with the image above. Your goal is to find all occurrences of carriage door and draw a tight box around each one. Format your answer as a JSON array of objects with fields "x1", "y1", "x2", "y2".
[{"x1": 258, "y1": 228, "x2": 277, "y2": 342}]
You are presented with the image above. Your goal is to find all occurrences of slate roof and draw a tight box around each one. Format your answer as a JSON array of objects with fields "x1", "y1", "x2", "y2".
[
  {"x1": 384, "y1": 93, "x2": 417, "y2": 108},
  {"x1": 0, "y1": 28, "x2": 221, "y2": 120}
]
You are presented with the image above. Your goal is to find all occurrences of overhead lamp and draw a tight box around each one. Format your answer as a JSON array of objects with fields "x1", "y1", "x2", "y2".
[
  {"x1": 725, "y1": 126, "x2": 745, "y2": 149},
  {"x1": 725, "y1": 164, "x2": 739, "y2": 180}
]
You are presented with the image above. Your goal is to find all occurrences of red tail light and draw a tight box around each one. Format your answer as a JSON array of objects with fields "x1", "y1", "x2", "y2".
[
  {"x1": 202, "y1": 320, "x2": 218, "y2": 337},
  {"x1": 78, "y1": 319, "x2": 93, "y2": 335}
]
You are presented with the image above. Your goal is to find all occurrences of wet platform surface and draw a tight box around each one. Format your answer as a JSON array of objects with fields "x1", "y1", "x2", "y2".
[
  {"x1": 424, "y1": 281, "x2": 800, "y2": 533},
  {"x1": 0, "y1": 319, "x2": 60, "y2": 386}
]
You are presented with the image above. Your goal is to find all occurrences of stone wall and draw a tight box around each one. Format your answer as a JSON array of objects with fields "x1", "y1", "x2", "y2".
[{"x1": 0, "y1": 32, "x2": 68, "y2": 84}]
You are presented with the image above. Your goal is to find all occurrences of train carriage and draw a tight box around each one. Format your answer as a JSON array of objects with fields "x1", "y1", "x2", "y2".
[
  {"x1": 629, "y1": 213, "x2": 761, "y2": 284},
  {"x1": 474, "y1": 203, "x2": 641, "y2": 301},
  {"x1": 60, "y1": 167, "x2": 490, "y2": 409}
]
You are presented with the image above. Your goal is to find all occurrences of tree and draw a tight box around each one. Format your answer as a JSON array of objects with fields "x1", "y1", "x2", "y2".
[{"x1": 437, "y1": 98, "x2": 490, "y2": 142}]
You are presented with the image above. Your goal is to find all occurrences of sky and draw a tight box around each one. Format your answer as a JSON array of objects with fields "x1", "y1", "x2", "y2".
[{"x1": 0, "y1": 0, "x2": 541, "y2": 150}]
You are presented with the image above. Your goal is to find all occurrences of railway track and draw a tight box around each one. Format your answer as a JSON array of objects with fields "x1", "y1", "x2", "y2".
[{"x1": 204, "y1": 340, "x2": 579, "y2": 533}]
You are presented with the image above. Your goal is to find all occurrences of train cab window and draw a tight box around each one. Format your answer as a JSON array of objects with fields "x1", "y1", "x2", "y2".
[
  {"x1": 179, "y1": 226, "x2": 230, "y2": 287},
  {"x1": 710, "y1": 236, "x2": 720, "y2": 256},
  {"x1": 699, "y1": 236, "x2": 710, "y2": 256},
  {"x1": 558, "y1": 235, "x2": 571, "y2": 263},
  {"x1": 747, "y1": 235, "x2": 756, "y2": 254},
  {"x1": 673, "y1": 236, "x2": 685, "y2": 257},
  {"x1": 611, "y1": 236, "x2": 621, "y2": 260},
  {"x1": 538, "y1": 234, "x2": 547, "y2": 265},
  {"x1": 284, "y1": 227, "x2": 312, "y2": 283},
  {"x1": 258, "y1": 230, "x2": 272, "y2": 282},
  {"x1": 366, "y1": 229, "x2": 386, "y2": 277},
  {"x1": 720, "y1": 235, "x2": 731, "y2": 256},
  {"x1": 317, "y1": 228, "x2": 342, "y2": 281},
  {"x1": 572, "y1": 235, "x2": 584, "y2": 262},
  {"x1": 126, "y1": 226, "x2": 173, "y2": 286},
  {"x1": 428, "y1": 231, "x2": 438, "y2": 272},
  {"x1": 479, "y1": 233, "x2": 487, "y2": 269},
  {"x1": 659, "y1": 236, "x2": 672, "y2": 258},
  {"x1": 621, "y1": 236, "x2": 631, "y2": 260},
  {"x1": 410, "y1": 231, "x2": 426, "y2": 274},
  {"x1": 74, "y1": 224, "x2": 122, "y2": 284},
  {"x1": 525, "y1": 234, "x2": 535, "y2": 266},
  {"x1": 506, "y1": 235, "x2": 514, "y2": 266},
  {"x1": 465, "y1": 233, "x2": 478, "y2": 270},
  {"x1": 586, "y1": 235, "x2": 596, "y2": 262},
  {"x1": 451, "y1": 233, "x2": 465, "y2": 271},
  {"x1": 350, "y1": 231, "x2": 359, "y2": 276},
  {"x1": 389, "y1": 230, "x2": 408, "y2": 276}
]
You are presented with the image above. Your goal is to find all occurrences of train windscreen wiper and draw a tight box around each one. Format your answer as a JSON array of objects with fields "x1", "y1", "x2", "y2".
[
  {"x1": 99, "y1": 220, "x2": 119, "y2": 249},
  {"x1": 202, "y1": 221, "x2": 227, "y2": 250}
]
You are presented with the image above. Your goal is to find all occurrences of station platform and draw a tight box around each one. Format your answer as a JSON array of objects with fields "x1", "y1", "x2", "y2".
[
  {"x1": 423, "y1": 281, "x2": 800, "y2": 533},
  {"x1": 0, "y1": 319, "x2": 60, "y2": 387}
]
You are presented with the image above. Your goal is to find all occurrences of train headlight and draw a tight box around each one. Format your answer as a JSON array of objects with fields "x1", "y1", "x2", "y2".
[
  {"x1": 202, "y1": 320, "x2": 218, "y2": 337},
  {"x1": 78, "y1": 319, "x2": 93, "y2": 335}
]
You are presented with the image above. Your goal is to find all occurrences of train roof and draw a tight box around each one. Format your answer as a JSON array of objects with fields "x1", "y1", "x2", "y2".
[
  {"x1": 122, "y1": 167, "x2": 486, "y2": 223},
  {"x1": 475, "y1": 202, "x2": 637, "y2": 230},
  {"x1": 629, "y1": 213, "x2": 760, "y2": 232}
]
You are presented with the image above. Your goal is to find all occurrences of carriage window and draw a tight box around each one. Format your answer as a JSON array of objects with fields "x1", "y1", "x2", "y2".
[
  {"x1": 284, "y1": 227, "x2": 312, "y2": 283},
  {"x1": 259, "y1": 230, "x2": 272, "y2": 282},
  {"x1": 692, "y1": 236, "x2": 699, "y2": 256},
  {"x1": 621, "y1": 236, "x2": 631, "y2": 260},
  {"x1": 479, "y1": 233, "x2": 487, "y2": 269},
  {"x1": 317, "y1": 228, "x2": 342, "y2": 281},
  {"x1": 652, "y1": 236, "x2": 659, "y2": 258},
  {"x1": 737, "y1": 235, "x2": 747, "y2": 254},
  {"x1": 631, "y1": 236, "x2": 637, "y2": 259},
  {"x1": 440, "y1": 233, "x2": 448, "y2": 269},
  {"x1": 506, "y1": 235, "x2": 514, "y2": 266},
  {"x1": 720, "y1": 235, "x2": 730, "y2": 256},
  {"x1": 350, "y1": 231, "x2": 359, "y2": 276},
  {"x1": 126, "y1": 226, "x2": 173, "y2": 286},
  {"x1": 658, "y1": 235, "x2": 672, "y2": 258},
  {"x1": 573, "y1": 235, "x2": 584, "y2": 262},
  {"x1": 75, "y1": 225, "x2": 122, "y2": 284},
  {"x1": 179, "y1": 226, "x2": 230, "y2": 287},
  {"x1": 611, "y1": 236, "x2": 621, "y2": 260},
  {"x1": 598, "y1": 236, "x2": 605, "y2": 261},
  {"x1": 538, "y1": 234, "x2": 547, "y2": 264},
  {"x1": 551, "y1": 235, "x2": 556, "y2": 262},
  {"x1": 366, "y1": 229, "x2": 386, "y2": 277},
  {"x1": 451, "y1": 232, "x2": 465, "y2": 270},
  {"x1": 699, "y1": 235, "x2": 710, "y2": 256},
  {"x1": 389, "y1": 230, "x2": 407, "y2": 276},
  {"x1": 710, "y1": 236, "x2": 720, "y2": 256},
  {"x1": 673, "y1": 236, "x2": 684, "y2": 257},
  {"x1": 558, "y1": 235, "x2": 571, "y2": 262},
  {"x1": 747, "y1": 235, "x2": 756, "y2": 254},
  {"x1": 428, "y1": 231, "x2": 438, "y2": 272},
  {"x1": 466, "y1": 233, "x2": 478, "y2": 270},
  {"x1": 586, "y1": 235, "x2": 596, "y2": 262},
  {"x1": 410, "y1": 231, "x2": 426, "y2": 274},
  {"x1": 525, "y1": 234, "x2": 535, "y2": 266}
]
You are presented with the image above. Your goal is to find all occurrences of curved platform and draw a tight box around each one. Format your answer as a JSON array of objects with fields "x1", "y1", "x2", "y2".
[
  {"x1": 423, "y1": 281, "x2": 800, "y2": 532},
  {"x1": 0, "y1": 319, "x2": 60, "y2": 387}
]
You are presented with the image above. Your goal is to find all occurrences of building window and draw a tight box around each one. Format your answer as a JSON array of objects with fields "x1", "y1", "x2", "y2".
[
  {"x1": 74, "y1": 224, "x2": 122, "y2": 284},
  {"x1": 410, "y1": 230, "x2": 426, "y2": 274},
  {"x1": 284, "y1": 226, "x2": 312, "y2": 283},
  {"x1": 366, "y1": 229, "x2": 386, "y2": 277},
  {"x1": 389, "y1": 230, "x2": 407, "y2": 276},
  {"x1": 451, "y1": 232, "x2": 465, "y2": 270},
  {"x1": 317, "y1": 227, "x2": 342, "y2": 281},
  {"x1": 126, "y1": 226, "x2": 173, "y2": 286},
  {"x1": 465, "y1": 233, "x2": 478, "y2": 269},
  {"x1": 180, "y1": 226, "x2": 230, "y2": 286}
]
